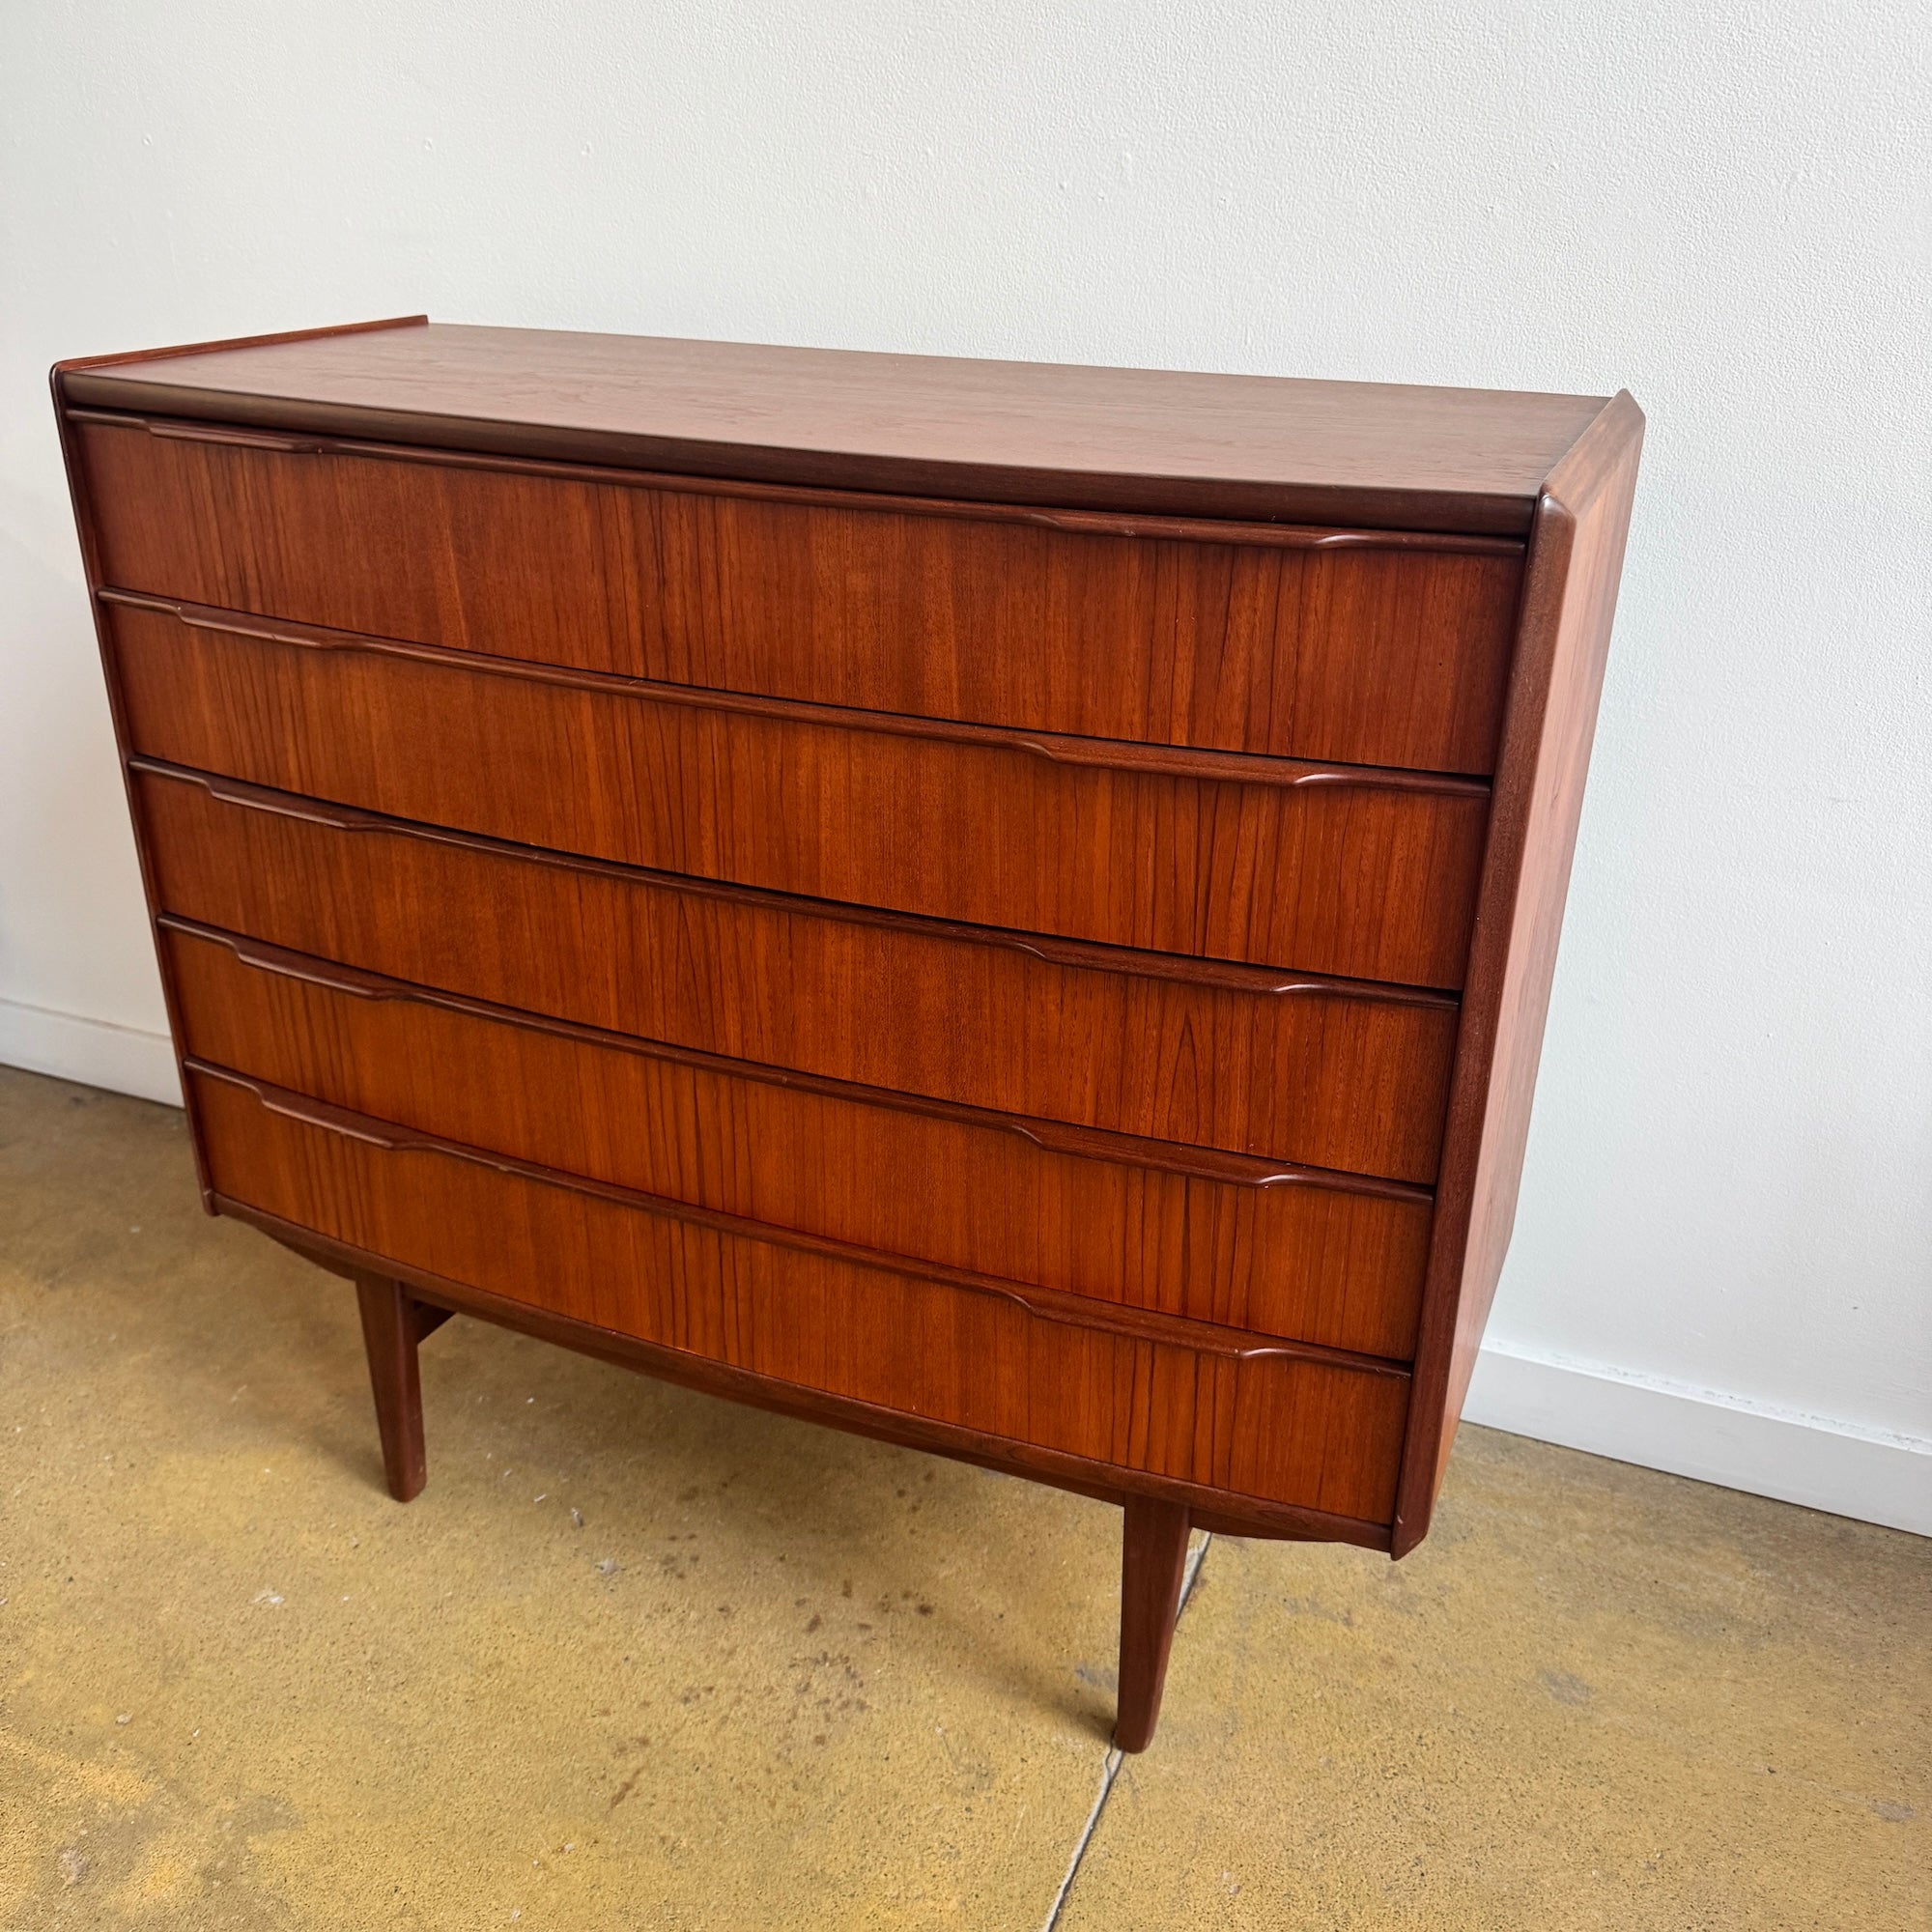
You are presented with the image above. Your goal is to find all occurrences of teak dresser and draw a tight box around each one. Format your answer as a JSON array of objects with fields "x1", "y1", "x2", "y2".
[{"x1": 53, "y1": 319, "x2": 1641, "y2": 1749}]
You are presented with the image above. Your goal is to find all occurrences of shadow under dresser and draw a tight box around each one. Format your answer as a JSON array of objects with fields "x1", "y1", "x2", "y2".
[{"x1": 53, "y1": 319, "x2": 1642, "y2": 1750}]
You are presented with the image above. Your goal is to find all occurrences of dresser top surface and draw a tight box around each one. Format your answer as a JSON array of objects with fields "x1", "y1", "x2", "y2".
[{"x1": 62, "y1": 318, "x2": 1613, "y2": 534}]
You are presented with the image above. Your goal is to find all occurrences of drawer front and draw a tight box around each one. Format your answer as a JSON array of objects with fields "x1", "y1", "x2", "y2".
[
  {"x1": 76, "y1": 414, "x2": 1521, "y2": 774},
  {"x1": 134, "y1": 765, "x2": 1459, "y2": 1182},
  {"x1": 110, "y1": 599, "x2": 1488, "y2": 986},
  {"x1": 166, "y1": 924, "x2": 1431, "y2": 1358},
  {"x1": 188, "y1": 1067, "x2": 1408, "y2": 1522}
]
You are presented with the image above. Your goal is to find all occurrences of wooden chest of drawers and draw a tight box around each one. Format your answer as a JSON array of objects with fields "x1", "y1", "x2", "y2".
[{"x1": 53, "y1": 318, "x2": 1641, "y2": 1749}]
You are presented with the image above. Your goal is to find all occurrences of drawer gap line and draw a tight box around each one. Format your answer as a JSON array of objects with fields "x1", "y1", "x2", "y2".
[
  {"x1": 215, "y1": 1190, "x2": 1401, "y2": 1551},
  {"x1": 67, "y1": 408, "x2": 1526, "y2": 556},
  {"x1": 185, "y1": 1059, "x2": 1414, "y2": 1381},
  {"x1": 156, "y1": 916, "x2": 1435, "y2": 1202},
  {"x1": 128, "y1": 758, "x2": 1466, "y2": 1008},
  {"x1": 100, "y1": 587, "x2": 1493, "y2": 796}
]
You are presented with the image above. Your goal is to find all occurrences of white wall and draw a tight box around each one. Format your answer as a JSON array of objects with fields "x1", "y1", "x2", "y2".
[{"x1": 3, "y1": 3, "x2": 1926, "y2": 1530}]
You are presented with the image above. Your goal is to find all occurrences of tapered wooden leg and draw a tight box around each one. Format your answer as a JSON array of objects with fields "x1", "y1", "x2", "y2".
[
  {"x1": 355, "y1": 1273, "x2": 440, "y2": 1502},
  {"x1": 1114, "y1": 1494, "x2": 1191, "y2": 1752}
]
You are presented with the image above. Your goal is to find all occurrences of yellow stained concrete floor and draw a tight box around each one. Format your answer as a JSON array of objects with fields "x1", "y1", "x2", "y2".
[{"x1": 0, "y1": 1066, "x2": 1925, "y2": 1930}]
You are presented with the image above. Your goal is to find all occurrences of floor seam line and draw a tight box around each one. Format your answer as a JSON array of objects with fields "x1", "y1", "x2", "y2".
[{"x1": 1040, "y1": 1531, "x2": 1213, "y2": 1932}]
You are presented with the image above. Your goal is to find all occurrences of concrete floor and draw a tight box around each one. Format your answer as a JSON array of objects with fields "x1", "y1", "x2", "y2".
[{"x1": 1, "y1": 1065, "x2": 1925, "y2": 1930}]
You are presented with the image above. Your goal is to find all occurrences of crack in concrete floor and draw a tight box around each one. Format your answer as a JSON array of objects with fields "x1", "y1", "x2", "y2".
[{"x1": 1040, "y1": 1531, "x2": 1214, "y2": 1932}]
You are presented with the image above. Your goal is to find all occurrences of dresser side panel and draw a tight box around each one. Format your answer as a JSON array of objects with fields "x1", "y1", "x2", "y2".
[{"x1": 1393, "y1": 394, "x2": 1644, "y2": 1553}]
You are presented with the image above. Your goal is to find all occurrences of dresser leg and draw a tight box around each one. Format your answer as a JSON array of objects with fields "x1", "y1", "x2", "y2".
[
  {"x1": 1113, "y1": 1495, "x2": 1191, "y2": 1752},
  {"x1": 355, "y1": 1273, "x2": 445, "y2": 1502}
]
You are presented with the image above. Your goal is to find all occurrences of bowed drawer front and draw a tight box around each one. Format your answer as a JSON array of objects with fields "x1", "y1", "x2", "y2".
[
  {"x1": 105, "y1": 594, "x2": 1488, "y2": 984},
  {"x1": 161, "y1": 923, "x2": 1434, "y2": 1359},
  {"x1": 187, "y1": 1065, "x2": 1411, "y2": 1525},
  {"x1": 131, "y1": 763, "x2": 1461, "y2": 1182},
  {"x1": 56, "y1": 319, "x2": 1640, "y2": 1751},
  {"x1": 73, "y1": 411, "x2": 1522, "y2": 773}
]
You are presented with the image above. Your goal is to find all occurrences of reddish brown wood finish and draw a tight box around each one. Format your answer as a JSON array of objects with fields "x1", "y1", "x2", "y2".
[
  {"x1": 53, "y1": 316, "x2": 427, "y2": 377},
  {"x1": 162, "y1": 923, "x2": 1432, "y2": 1358},
  {"x1": 196, "y1": 1064, "x2": 1405, "y2": 1385},
  {"x1": 61, "y1": 323, "x2": 1609, "y2": 534},
  {"x1": 190, "y1": 1067, "x2": 1409, "y2": 1522},
  {"x1": 106, "y1": 596, "x2": 1488, "y2": 984},
  {"x1": 227, "y1": 1195, "x2": 1393, "y2": 1551},
  {"x1": 132, "y1": 763, "x2": 1460, "y2": 1183},
  {"x1": 74, "y1": 415, "x2": 1520, "y2": 773},
  {"x1": 354, "y1": 1273, "x2": 429, "y2": 1502},
  {"x1": 45, "y1": 321, "x2": 426, "y2": 1212},
  {"x1": 1390, "y1": 394, "x2": 1644, "y2": 1553},
  {"x1": 1115, "y1": 1498, "x2": 1194, "y2": 1752},
  {"x1": 53, "y1": 320, "x2": 1642, "y2": 1748}
]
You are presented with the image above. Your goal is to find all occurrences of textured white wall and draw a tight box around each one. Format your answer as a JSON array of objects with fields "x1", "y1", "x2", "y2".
[{"x1": 3, "y1": 3, "x2": 1927, "y2": 1523}]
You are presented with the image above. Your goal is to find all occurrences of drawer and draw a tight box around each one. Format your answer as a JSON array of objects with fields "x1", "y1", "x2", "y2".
[
  {"x1": 164, "y1": 923, "x2": 1432, "y2": 1358},
  {"x1": 134, "y1": 763, "x2": 1459, "y2": 1182},
  {"x1": 108, "y1": 595, "x2": 1489, "y2": 986},
  {"x1": 74, "y1": 412, "x2": 1521, "y2": 774},
  {"x1": 187, "y1": 1065, "x2": 1410, "y2": 1522}
]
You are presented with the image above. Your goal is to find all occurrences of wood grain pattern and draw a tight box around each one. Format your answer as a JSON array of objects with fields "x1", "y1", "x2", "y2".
[
  {"x1": 131, "y1": 762, "x2": 1459, "y2": 1182},
  {"x1": 188, "y1": 1066, "x2": 1409, "y2": 1521},
  {"x1": 228, "y1": 1194, "x2": 1394, "y2": 1549},
  {"x1": 1115, "y1": 1497, "x2": 1193, "y2": 1752},
  {"x1": 53, "y1": 323, "x2": 1642, "y2": 1697},
  {"x1": 52, "y1": 322, "x2": 1643, "y2": 1751},
  {"x1": 53, "y1": 316, "x2": 427, "y2": 372},
  {"x1": 1392, "y1": 393, "x2": 1645, "y2": 1553},
  {"x1": 62, "y1": 322, "x2": 1609, "y2": 534},
  {"x1": 354, "y1": 1274, "x2": 429, "y2": 1502},
  {"x1": 163, "y1": 923, "x2": 1432, "y2": 1358},
  {"x1": 47, "y1": 324, "x2": 430, "y2": 1212},
  {"x1": 190, "y1": 1065, "x2": 1413, "y2": 1379},
  {"x1": 108, "y1": 598, "x2": 1490, "y2": 985},
  {"x1": 75, "y1": 416, "x2": 1521, "y2": 774}
]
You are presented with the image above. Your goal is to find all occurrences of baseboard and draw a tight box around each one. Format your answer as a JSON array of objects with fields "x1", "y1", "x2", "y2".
[
  {"x1": 1465, "y1": 1341, "x2": 1930, "y2": 1537},
  {"x1": 0, "y1": 995, "x2": 182, "y2": 1106}
]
